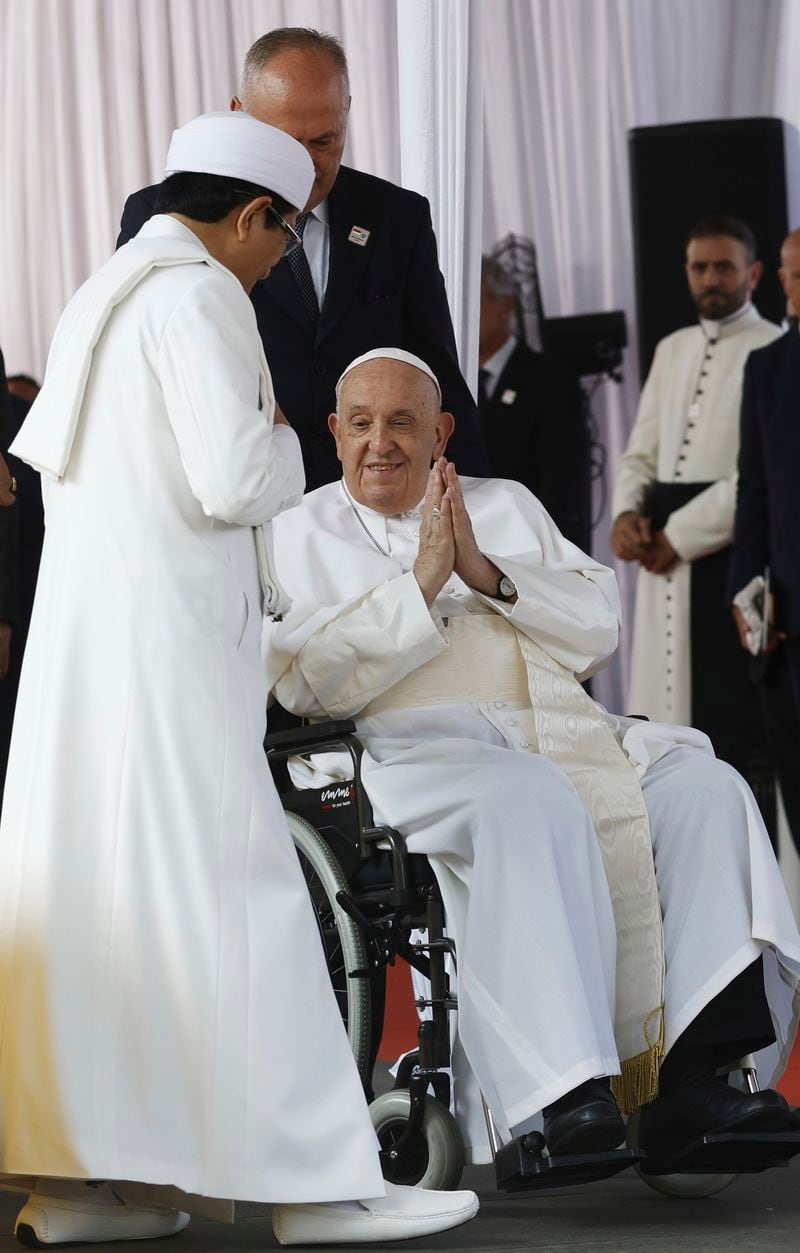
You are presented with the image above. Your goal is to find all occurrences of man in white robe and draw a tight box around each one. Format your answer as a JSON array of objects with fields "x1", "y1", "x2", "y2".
[
  {"x1": 0, "y1": 116, "x2": 478, "y2": 1247},
  {"x1": 611, "y1": 216, "x2": 781, "y2": 778},
  {"x1": 265, "y1": 348, "x2": 800, "y2": 1170}
]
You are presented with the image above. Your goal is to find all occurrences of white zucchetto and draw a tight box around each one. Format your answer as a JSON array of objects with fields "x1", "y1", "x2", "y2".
[
  {"x1": 164, "y1": 111, "x2": 314, "y2": 211},
  {"x1": 336, "y1": 348, "x2": 442, "y2": 404}
]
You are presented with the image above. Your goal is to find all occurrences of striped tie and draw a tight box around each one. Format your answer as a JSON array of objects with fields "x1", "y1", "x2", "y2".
[{"x1": 287, "y1": 213, "x2": 320, "y2": 324}]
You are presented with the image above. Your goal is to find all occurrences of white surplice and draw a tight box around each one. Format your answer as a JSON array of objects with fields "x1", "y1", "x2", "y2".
[
  {"x1": 612, "y1": 305, "x2": 781, "y2": 724},
  {"x1": 265, "y1": 476, "x2": 800, "y2": 1161},
  {"x1": 0, "y1": 216, "x2": 385, "y2": 1212}
]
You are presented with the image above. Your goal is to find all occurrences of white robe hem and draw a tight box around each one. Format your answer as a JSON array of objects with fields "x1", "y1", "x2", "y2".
[
  {"x1": 664, "y1": 933, "x2": 800, "y2": 1067},
  {"x1": 502, "y1": 1053, "x2": 622, "y2": 1131},
  {"x1": 0, "y1": 1167, "x2": 386, "y2": 1219}
]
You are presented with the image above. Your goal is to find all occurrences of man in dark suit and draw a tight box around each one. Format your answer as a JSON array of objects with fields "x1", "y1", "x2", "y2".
[
  {"x1": 0, "y1": 352, "x2": 19, "y2": 683},
  {"x1": 0, "y1": 351, "x2": 44, "y2": 808},
  {"x1": 478, "y1": 256, "x2": 590, "y2": 550},
  {"x1": 118, "y1": 27, "x2": 487, "y2": 490},
  {"x1": 728, "y1": 228, "x2": 800, "y2": 854},
  {"x1": 0, "y1": 357, "x2": 18, "y2": 512},
  {"x1": 0, "y1": 349, "x2": 31, "y2": 809}
]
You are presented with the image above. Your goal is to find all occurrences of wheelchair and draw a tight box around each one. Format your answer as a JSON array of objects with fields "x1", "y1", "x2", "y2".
[{"x1": 266, "y1": 718, "x2": 800, "y2": 1199}]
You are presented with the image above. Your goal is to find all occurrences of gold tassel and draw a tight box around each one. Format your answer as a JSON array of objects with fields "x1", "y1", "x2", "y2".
[{"x1": 611, "y1": 1005, "x2": 665, "y2": 1116}]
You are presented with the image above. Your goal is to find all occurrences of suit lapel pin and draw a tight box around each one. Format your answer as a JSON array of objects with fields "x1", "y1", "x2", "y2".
[
  {"x1": 348, "y1": 225, "x2": 370, "y2": 246},
  {"x1": 501, "y1": 388, "x2": 517, "y2": 405}
]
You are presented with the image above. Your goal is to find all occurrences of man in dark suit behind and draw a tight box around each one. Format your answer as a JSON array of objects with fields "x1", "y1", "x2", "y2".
[
  {"x1": 0, "y1": 349, "x2": 40, "y2": 809},
  {"x1": 728, "y1": 228, "x2": 800, "y2": 854},
  {"x1": 118, "y1": 27, "x2": 487, "y2": 490},
  {"x1": 0, "y1": 352, "x2": 19, "y2": 684},
  {"x1": 478, "y1": 256, "x2": 590, "y2": 551}
]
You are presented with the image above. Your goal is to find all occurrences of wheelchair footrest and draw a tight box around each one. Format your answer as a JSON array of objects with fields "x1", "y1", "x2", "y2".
[
  {"x1": 640, "y1": 1130, "x2": 800, "y2": 1176},
  {"x1": 495, "y1": 1133, "x2": 642, "y2": 1192}
]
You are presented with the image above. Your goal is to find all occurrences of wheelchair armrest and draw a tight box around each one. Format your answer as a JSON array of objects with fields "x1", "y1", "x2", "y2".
[
  {"x1": 265, "y1": 719, "x2": 357, "y2": 752},
  {"x1": 265, "y1": 718, "x2": 376, "y2": 837}
]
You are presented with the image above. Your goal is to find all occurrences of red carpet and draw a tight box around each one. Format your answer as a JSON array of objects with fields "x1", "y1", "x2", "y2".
[
  {"x1": 377, "y1": 959, "x2": 419, "y2": 1060},
  {"x1": 380, "y1": 962, "x2": 800, "y2": 1102},
  {"x1": 777, "y1": 1042, "x2": 800, "y2": 1104}
]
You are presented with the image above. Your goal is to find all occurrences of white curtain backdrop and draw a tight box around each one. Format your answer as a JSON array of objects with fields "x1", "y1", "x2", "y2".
[
  {"x1": 396, "y1": 0, "x2": 483, "y2": 390},
  {"x1": 3, "y1": 0, "x2": 800, "y2": 707},
  {"x1": 0, "y1": 0, "x2": 403, "y2": 374}
]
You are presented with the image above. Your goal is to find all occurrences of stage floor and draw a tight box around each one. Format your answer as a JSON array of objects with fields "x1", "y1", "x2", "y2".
[{"x1": 0, "y1": 1161, "x2": 798, "y2": 1251}]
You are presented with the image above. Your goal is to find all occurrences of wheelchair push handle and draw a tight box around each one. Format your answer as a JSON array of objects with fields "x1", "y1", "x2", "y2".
[{"x1": 265, "y1": 718, "x2": 359, "y2": 753}]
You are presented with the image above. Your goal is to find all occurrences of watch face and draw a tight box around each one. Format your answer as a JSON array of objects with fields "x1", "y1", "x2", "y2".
[{"x1": 499, "y1": 575, "x2": 517, "y2": 599}]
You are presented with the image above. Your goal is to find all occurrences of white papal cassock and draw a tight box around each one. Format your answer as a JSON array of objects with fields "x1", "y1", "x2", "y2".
[
  {"x1": 265, "y1": 476, "x2": 800, "y2": 1162},
  {"x1": 0, "y1": 215, "x2": 385, "y2": 1214},
  {"x1": 612, "y1": 304, "x2": 780, "y2": 727}
]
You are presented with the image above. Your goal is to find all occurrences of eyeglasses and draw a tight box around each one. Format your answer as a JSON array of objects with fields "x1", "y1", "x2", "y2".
[
  {"x1": 232, "y1": 191, "x2": 303, "y2": 255},
  {"x1": 267, "y1": 205, "x2": 302, "y2": 255}
]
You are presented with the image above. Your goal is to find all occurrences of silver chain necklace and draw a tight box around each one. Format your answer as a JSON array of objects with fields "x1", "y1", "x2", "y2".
[{"x1": 341, "y1": 481, "x2": 393, "y2": 560}]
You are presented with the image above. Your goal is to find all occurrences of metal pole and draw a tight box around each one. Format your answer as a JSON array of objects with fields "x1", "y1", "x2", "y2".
[{"x1": 481, "y1": 1094, "x2": 502, "y2": 1159}]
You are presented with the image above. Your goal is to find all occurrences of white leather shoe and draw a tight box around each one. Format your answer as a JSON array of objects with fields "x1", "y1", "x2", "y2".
[
  {"x1": 14, "y1": 1186, "x2": 190, "y2": 1246},
  {"x1": 272, "y1": 1179, "x2": 479, "y2": 1246}
]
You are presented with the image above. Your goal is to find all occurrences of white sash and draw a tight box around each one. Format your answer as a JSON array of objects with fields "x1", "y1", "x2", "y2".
[{"x1": 364, "y1": 614, "x2": 665, "y2": 1111}]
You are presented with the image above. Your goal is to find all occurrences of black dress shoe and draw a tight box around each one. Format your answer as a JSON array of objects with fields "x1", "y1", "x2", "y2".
[
  {"x1": 543, "y1": 1078, "x2": 626, "y2": 1156},
  {"x1": 639, "y1": 1074, "x2": 794, "y2": 1152}
]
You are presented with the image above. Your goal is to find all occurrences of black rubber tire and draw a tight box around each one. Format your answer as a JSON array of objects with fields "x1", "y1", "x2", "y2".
[
  {"x1": 369, "y1": 1089, "x2": 465, "y2": 1190},
  {"x1": 626, "y1": 1110, "x2": 738, "y2": 1198},
  {"x1": 286, "y1": 811, "x2": 372, "y2": 1080}
]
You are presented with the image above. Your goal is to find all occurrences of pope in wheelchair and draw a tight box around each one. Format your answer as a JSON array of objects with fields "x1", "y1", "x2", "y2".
[{"x1": 263, "y1": 346, "x2": 800, "y2": 1189}]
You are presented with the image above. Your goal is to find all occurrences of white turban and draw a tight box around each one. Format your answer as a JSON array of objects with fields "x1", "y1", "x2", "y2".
[
  {"x1": 336, "y1": 348, "x2": 442, "y2": 404},
  {"x1": 164, "y1": 111, "x2": 314, "y2": 211}
]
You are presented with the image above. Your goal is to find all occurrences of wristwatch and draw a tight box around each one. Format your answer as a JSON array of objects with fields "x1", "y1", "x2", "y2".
[{"x1": 496, "y1": 574, "x2": 517, "y2": 602}]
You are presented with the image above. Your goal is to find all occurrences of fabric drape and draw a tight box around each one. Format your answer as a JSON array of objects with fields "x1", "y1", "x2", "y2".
[
  {"x1": 0, "y1": 0, "x2": 401, "y2": 373},
  {"x1": 396, "y1": 0, "x2": 483, "y2": 392}
]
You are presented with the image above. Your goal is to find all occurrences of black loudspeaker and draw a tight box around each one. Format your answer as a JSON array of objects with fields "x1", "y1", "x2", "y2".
[
  {"x1": 542, "y1": 311, "x2": 627, "y2": 380},
  {"x1": 628, "y1": 117, "x2": 796, "y2": 382}
]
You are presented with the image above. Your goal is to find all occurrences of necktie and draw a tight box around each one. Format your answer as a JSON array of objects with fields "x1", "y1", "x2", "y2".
[
  {"x1": 287, "y1": 213, "x2": 320, "y2": 325},
  {"x1": 478, "y1": 367, "x2": 491, "y2": 406}
]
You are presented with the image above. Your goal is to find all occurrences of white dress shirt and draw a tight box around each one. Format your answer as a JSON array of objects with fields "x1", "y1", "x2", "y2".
[{"x1": 480, "y1": 334, "x2": 518, "y2": 400}]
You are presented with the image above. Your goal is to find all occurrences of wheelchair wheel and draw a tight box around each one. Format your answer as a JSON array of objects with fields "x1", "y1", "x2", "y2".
[
  {"x1": 286, "y1": 811, "x2": 371, "y2": 1079},
  {"x1": 369, "y1": 1090, "x2": 465, "y2": 1190},
  {"x1": 626, "y1": 1111, "x2": 738, "y2": 1198}
]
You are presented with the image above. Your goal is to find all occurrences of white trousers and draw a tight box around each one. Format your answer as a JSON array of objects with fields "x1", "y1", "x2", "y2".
[{"x1": 355, "y1": 704, "x2": 800, "y2": 1161}]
